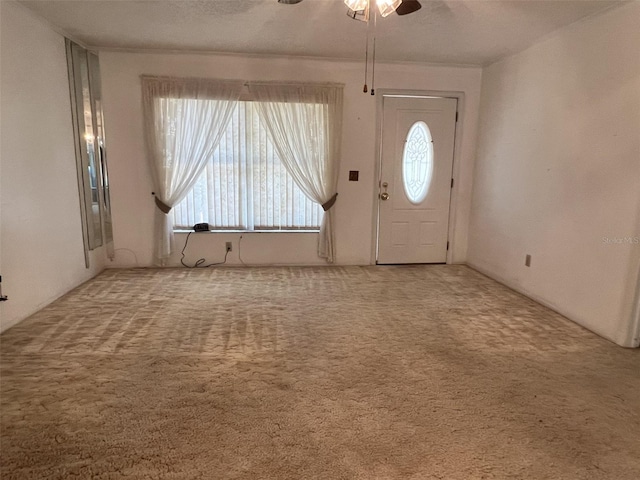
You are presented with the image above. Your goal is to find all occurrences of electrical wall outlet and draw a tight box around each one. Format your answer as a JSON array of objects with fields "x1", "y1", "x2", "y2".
[
  {"x1": 525, "y1": 254, "x2": 531, "y2": 267},
  {"x1": 226, "y1": 242, "x2": 232, "y2": 253}
]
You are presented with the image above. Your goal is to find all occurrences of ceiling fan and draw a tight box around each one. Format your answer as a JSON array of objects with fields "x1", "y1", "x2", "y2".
[
  {"x1": 278, "y1": 0, "x2": 422, "y2": 17},
  {"x1": 278, "y1": 0, "x2": 423, "y2": 95}
]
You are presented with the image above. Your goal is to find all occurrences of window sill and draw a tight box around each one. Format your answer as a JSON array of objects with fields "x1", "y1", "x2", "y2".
[{"x1": 173, "y1": 229, "x2": 320, "y2": 234}]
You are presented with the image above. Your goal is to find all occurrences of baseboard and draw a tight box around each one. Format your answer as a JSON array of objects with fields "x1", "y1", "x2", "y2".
[
  {"x1": 0, "y1": 267, "x2": 106, "y2": 334},
  {"x1": 465, "y1": 260, "x2": 637, "y2": 348}
]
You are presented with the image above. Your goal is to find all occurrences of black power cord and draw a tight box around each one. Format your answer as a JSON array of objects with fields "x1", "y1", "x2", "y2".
[
  {"x1": 180, "y1": 232, "x2": 229, "y2": 268},
  {"x1": 238, "y1": 234, "x2": 246, "y2": 265}
]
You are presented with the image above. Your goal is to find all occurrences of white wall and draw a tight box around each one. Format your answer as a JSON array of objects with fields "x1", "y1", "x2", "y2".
[
  {"x1": 0, "y1": 2, "x2": 106, "y2": 332},
  {"x1": 468, "y1": 2, "x2": 640, "y2": 347},
  {"x1": 99, "y1": 51, "x2": 481, "y2": 267}
]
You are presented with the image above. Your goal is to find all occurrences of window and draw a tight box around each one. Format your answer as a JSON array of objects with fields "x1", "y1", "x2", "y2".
[
  {"x1": 172, "y1": 101, "x2": 324, "y2": 231},
  {"x1": 142, "y1": 76, "x2": 342, "y2": 263},
  {"x1": 402, "y1": 121, "x2": 433, "y2": 205}
]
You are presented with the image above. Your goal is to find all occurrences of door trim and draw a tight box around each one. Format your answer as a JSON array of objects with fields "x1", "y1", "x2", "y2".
[{"x1": 371, "y1": 89, "x2": 465, "y2": 265}]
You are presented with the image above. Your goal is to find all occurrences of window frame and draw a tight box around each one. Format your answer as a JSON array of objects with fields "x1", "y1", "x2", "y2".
[{"x1": 171, "y1": 94, "x2": 325, "y2": 233}]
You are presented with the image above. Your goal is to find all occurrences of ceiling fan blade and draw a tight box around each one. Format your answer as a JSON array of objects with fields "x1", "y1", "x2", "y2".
[{"x1": 396, "y1": 0, "x2": 422, "y2": 16}]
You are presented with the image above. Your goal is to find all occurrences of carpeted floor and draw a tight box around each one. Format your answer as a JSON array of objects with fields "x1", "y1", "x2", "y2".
[{"x1": 1, "y1": 265, "x2": 638, "y2": 479}]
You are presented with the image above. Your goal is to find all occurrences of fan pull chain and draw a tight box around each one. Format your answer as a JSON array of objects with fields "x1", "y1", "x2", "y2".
[
  {"x1": 371, "y1": 5, "x2": 377, "y2": 96},
  {"x1": 363, "y1": 7, "x2": 370, "y2": 93}
]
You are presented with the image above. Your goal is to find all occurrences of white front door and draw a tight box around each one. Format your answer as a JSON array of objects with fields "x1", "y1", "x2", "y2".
[{"x1": 377, "y1": 96, "x2": 457, "y2": 264}]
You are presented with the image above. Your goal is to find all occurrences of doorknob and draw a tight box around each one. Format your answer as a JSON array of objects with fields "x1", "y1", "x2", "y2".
[{"x1": 380, "y1": 182, "x2": 390, "y2": 201}]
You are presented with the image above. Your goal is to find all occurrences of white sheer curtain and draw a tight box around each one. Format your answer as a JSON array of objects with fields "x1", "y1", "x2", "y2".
[
  {"x1": 141, "y1": 76, "x2": 243, "y2": 265},
  {"x1": 172, "y1": 102, "x2": 324, "y2": 230},
  {"x1": 247, "y1": 83, "x2": 344, "y2": 262}
]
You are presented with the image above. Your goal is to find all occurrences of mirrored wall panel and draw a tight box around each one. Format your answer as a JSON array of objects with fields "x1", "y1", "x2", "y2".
[
  {"x1": 88, "y1": 52, "x2": 114, "y2": 252},
  {"x1": 66, "y1": 39, "x2": 113, "y2": 266}
]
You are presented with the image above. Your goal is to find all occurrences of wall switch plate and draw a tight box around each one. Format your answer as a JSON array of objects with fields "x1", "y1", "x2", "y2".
[
  {"x1": 226, "y1": 242, "x2": 232, "y2": 252},
  {"x1": 525, "y1": 254, "x2": 531, "y2": 267}
]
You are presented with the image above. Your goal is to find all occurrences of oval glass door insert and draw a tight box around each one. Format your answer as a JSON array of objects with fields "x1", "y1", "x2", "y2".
[{"x1": 402, "y1": 121, "x2": 434, "y2": 204}]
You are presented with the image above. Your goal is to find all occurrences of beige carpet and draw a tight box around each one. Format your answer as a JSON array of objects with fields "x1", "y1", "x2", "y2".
[{"x1": 1, "y1": 265, "x2": 639, "y2": 479}]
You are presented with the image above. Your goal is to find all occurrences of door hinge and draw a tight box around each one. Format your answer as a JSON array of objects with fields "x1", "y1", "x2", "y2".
[
  {"x1": 451, "y1": 178, "x2": 454, "y2": 188},
  {"x1": 455, "y1": 111, "x2": 459, "y2": 122},
  {"x1": 446, "y1": 241, "x2": 450, "y2": 251}
]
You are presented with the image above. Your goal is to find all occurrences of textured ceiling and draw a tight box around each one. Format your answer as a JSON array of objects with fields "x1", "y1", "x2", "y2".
[{"x1": 18, "y1": 0, "x2": 624, "y2": 66}]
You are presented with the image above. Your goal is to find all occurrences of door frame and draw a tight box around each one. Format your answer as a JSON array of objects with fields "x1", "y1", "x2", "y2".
[
  {"x1": 371, "y1": 89, "x2": 465, "y2": 265},
  {"x1": 630, "y1": 267, "x2": 640, "y2": 348}
]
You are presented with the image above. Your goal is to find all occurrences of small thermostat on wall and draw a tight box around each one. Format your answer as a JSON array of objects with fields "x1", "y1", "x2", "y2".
[{"x1": 349, "y1": 171, "x2": 359, "y2": 181}]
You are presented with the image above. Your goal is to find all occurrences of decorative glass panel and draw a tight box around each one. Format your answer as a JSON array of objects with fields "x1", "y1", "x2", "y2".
[{"x1": 402, "y1": 121, "x2": 433, "y2": 204}]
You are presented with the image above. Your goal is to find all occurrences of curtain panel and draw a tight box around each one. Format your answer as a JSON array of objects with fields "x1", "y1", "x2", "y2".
[
  {"x1": 247, "y1": 82, "x2": 344, "y2": 263},
  {"x1": 172, "y1": 101, "x2": 324, "y2": 231},
  {"x1": 141, "y1": 76, "x2": 244, "y2": 265}
]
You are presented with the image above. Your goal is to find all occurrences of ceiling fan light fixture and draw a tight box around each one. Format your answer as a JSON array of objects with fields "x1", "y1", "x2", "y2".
[
  {"x1": 395, "y1": 0, "x2": 422, "y2": 15},
  {"x1": 343, "y1": 0, "x2": 422, "y2": 95},
  {"x1": 344, "y1": 0, "x2": 407, "y2": 19},
  {"x1": 376, "y1": 0, "x2": 402, "y2": 17},
  {"x1": 344, "y1": 0, "x2": 369, "y2": 12},
  {"x1": 346, "y1": 8, "x2": 369, "y2": 22}
]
